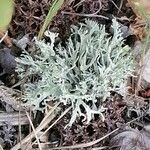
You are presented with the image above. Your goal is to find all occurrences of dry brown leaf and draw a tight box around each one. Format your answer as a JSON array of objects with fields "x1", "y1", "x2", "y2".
[
  {"x1": 127, "y1": 0, "x2": 150, "y2": 39},
  {"x1": 110, "y1": 125, "x2": 150, "y2": 150},
  {"x1": 0, "y1": 31, "x2": 12, "y2": 47},
  {"x1": 127, "y1": 0, "x2": 150, "y2": 18},
  {"x1": 140, "y1": 89, "x2": 150, "y2": 97},
  {"x1": 129, "y1": 20, "x2": 147, "y2": 40}
]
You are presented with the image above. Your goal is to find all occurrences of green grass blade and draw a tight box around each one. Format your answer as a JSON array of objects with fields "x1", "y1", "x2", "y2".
[
  {"x1": 0, "y1": 0, "x2": 14, "y2": 32},
  {"x1": 38, "y1": 0, "x2": 64, "y2": 39}
]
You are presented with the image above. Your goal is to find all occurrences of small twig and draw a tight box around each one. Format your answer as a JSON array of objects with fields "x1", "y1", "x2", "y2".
[
  {"x1": 92, "y1": 146, "x2": 110, "y2": 150},
  {"x1": 0, "y1": 31, "x2": 8, "y2": 43},
  {"x1": 62, "y1": 11, "x2": 109, "y2": 19},
  {"x1": 62, "y1": 0, "x2": 108, "y2": 20},
  {"x1": 18, "y1": 94, "x2": 24, "y2": 150},
  {"x1": 92, "y1": 145, "x2": 121, "y2": 150},
  {"x1": 32, "y1": 106, "x2": 72, "y2": 147},
  {"x1": 110, "y1": 0, "x2": 122, "y2": 14},
  {"x1": 118, "y1": 0, "x2": 123, "y2": 14},
  {"x1": 11, "y1": 78, "x2": 26, "y2": 88},
  {"x1": 73, "y1": 0, "x2": 86, "y2": 8},
  {"x1": 11, "y1": 102, "x2": 60, "y2": 150},
  {"x1": 0, "y1": 112, "x2": 29, "y2": 126},
  {"x1": 26, "y1": 111, "x2": 42, "y2": 150},
  {"x1": 0, "y1": 31, "x2": 12, "y2": 47},
  {"x1": 74, "y1": 0, "x2": 102, "y2": 15},
  {"x1": 0, "y1": 145, "x2": 3, "y2": 150}
]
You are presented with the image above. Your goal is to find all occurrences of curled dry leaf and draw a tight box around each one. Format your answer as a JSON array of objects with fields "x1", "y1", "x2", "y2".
[
  {"x1": 127, "y1": 0, "x2": 150, "y2": 39},
  {"x1": 110, "y1": 125, "x2": 150, "y2": 150},
  {"x1": 129, "y1": 19, "x2": 147, "y2": 40},
  {"x1": 140, "y1": 89, "x2": 150, "y2": 98},
  {"x1": 0, "y1": 31, "x2": 12, "y2": 47},
  {"x1": 127, "y1": 0, "x2": 150, "y2": 19}
]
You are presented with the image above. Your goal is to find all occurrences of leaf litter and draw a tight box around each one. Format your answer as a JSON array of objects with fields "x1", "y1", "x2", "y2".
[{"x1": 110, "y1": 125, "x2": 150, "y2": 150}]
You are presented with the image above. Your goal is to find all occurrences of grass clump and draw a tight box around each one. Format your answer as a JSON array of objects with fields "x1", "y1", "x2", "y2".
[{"x1": 16, "y1": 19, "x2": 134, "y2": 126}]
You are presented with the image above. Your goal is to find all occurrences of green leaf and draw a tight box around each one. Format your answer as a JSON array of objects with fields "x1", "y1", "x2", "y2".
[
  {"x1": 38, "y1": 0, "x2": 64, "y2": 39},
  {"x1": 0, "y1": 0, "x2": 14, "y2": 32}
]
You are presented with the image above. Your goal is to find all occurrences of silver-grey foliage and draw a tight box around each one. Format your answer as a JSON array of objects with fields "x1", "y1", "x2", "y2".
[{"x1": 16, "y1": 19, "x2": 134, "y2": 125}]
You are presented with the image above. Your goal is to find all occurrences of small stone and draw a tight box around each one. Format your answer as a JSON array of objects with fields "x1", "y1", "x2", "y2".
[{"x1": 0, "y1": 48, "x2": 16, "y2": 75}]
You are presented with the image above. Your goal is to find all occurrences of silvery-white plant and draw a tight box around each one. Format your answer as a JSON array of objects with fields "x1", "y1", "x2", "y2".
[{"x1": 16, "y1": 19, "x2": 134, "y2": 126}]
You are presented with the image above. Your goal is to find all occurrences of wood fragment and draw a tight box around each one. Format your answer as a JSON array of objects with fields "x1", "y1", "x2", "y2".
[
  {"x1": 0, "y1": 31, "x2": 12, "y2": 47},
  {"x1": 0, "y1": 112, "x2": 30, "y2": 126}
]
